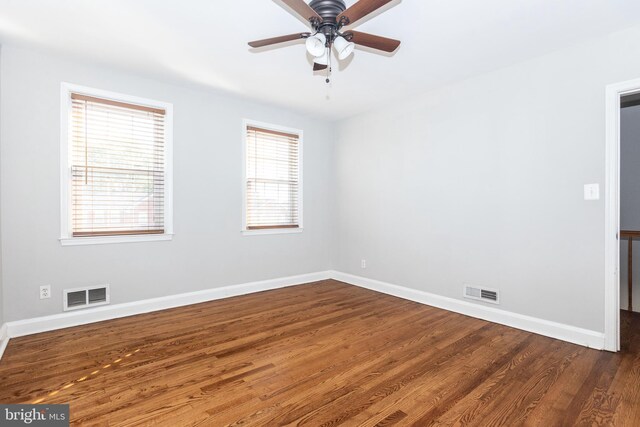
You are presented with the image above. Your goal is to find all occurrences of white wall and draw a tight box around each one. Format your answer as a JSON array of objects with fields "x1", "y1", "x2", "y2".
[
  {"x1": 334, "y1": 24, "x2": 640, "y2": 333},
  {"x1": 0, "y1": 46, "x2": 335, "y2": 322},
  {"x1": 620, "y1": 104, "x2": 640, "y2": 312}
]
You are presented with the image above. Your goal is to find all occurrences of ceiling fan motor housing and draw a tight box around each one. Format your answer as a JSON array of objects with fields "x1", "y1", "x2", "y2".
[
  {"x1": 309, "y1": 0, "x2": 346, "y2": 23},
  {"x1": 309, "y1": 0, "x2": 347, "y2": 46}
]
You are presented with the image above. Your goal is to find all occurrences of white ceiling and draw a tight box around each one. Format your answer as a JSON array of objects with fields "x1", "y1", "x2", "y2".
[{"x1": 1, "y1": 0, "x2": 640, "y2": 120}]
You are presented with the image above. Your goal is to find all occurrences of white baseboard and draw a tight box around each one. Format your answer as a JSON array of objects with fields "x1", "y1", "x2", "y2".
[
  {"x1": 5, "y1": 271, "x2": 332, "y2": 340},
  {"x1": 330, "y1": 271, "x2": 606, "y2": 350},
  {"x1": 0, "y1": 323, "x2": 8, "y2": 360},
  {"x1": 0, "y1": 269, "x2": 606, "y2": 364}
]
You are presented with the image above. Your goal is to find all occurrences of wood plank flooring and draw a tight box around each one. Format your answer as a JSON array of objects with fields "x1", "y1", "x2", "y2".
[{"x1": 1, "y1": 280, "x2": 639, "y2": 426}]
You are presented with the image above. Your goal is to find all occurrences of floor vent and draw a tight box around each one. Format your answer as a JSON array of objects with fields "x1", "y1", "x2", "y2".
[
  {"x1": 63, "y1": 285, "x2": 110, "y2": 311},
  {"x1": 464, "y1": 285, "x2": 499, "y2": 304}
]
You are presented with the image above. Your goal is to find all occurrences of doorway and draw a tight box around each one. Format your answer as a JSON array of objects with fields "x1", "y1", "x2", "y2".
[
  {"x1": 619, "y1": 93, "x2": 640, "y2": 350},
  {"x1": 605, "y1": 78, "x2": 640, "y2": 352}
]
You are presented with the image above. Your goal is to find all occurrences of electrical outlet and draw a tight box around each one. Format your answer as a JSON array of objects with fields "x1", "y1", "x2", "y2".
[
  {"x1": 40, "y1": 285, "x2": 51, "y2": 299},
  {"x1": 361, "y1": 259, "x2": 367, "y2": 269}
]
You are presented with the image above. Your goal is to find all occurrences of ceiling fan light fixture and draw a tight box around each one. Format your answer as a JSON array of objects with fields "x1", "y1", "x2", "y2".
[
  {"x1": 306, "y1": 33, "x2": 327, "y2": 57},
  {"x1": 313, "y1": 49, "x2": 329, "y2": 66},
  {"x1": 334, "y1": 36, "x2": 355, "y2": 60}
]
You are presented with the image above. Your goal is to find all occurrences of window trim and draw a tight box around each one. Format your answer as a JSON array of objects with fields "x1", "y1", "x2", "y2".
[
  {"x1": 241, "y1": 119, "x2": 303, "y2": 236},
  {"x1": 59, "y1": 83, "x2": 174, "y2": 246}
]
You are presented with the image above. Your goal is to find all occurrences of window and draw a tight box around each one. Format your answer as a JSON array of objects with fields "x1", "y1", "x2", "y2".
[
  {"x1": 60, "y1": 84, "x2": 173, "y2": 245},
  {"x1": 243, "y1": 121, "x2": 302, "y2": 234}
]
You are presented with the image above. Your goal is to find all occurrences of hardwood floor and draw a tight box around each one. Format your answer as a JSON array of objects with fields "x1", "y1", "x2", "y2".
[{"x1": 1, "y1": 280, "x2": 639, "y2": 426}]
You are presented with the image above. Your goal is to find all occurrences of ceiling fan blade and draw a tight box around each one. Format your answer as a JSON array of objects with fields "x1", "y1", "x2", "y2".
[
  {"x1": 337, "y1": 0, "x2": 394, "y2": 26},
  {"x1": 313, "y1": 63, "x2": 328, "y2": 71},
  {"x1": 281, "y1": 0, "x2": 323, "y2": 24},
  {"x1": 346, "y1": 31, "x2": 401, "y2": 53},
  {"x1": 248, "y1": 33, "x2": 309, "y2": 48}
]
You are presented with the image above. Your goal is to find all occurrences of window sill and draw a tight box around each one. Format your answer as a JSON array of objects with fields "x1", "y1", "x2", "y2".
[
  {"x1": 242, "y1": 228, "x2": 303, "y2": 236},
  {"x1": 60, "y1": 233, "x2": 174, "y2": 246}
]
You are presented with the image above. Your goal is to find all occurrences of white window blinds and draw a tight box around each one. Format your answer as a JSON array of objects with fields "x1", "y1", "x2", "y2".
[
  {"x1": 245, "y1": 125, "x2": 300, "y2": 230},
  {"x1": 69, "y1": 93, "x2": 166, "y2": 237}
]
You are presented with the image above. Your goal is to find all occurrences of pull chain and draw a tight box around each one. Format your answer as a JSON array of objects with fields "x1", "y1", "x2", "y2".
[{"x1": 326, "y1": 47, "x2": 331, "y2": 84}]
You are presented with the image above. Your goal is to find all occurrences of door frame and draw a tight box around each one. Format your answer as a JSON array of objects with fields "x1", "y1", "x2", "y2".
[{"x1": 604, "y1": 77, "x2": 640, "y2": 352}]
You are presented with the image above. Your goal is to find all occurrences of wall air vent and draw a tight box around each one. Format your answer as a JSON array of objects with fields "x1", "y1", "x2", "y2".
[
  {"x1": 464, "y1": 285, "x2": 499, "y2": 305},
  {"x1": 63, "y1": 285, "x2": 110, "y2": 311}
]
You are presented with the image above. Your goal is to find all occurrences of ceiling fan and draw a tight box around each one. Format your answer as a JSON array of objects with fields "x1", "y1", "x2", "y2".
[{"x1": 248, "y1": 0, "x2": 401, "y2": 82}]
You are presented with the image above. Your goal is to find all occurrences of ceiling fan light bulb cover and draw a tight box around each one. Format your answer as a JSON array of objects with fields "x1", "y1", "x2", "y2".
[
  {"x1": 334, "y1": 36, "x2": 355, "y2": 60},
  {"x1": 314, "y1": 50, "x2": 329, "y2": 66},
  {"x1": 306, "y1": 33, "x2": 327, "y2": 57}
]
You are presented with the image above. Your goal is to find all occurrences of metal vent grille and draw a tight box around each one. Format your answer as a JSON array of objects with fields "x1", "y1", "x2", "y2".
[
  {"x1": 67, "y1": 290, "x2": 86, "y2": 308},
  {"x1": 480, "y1": 289, "x2": 498, "y2": 302},
  {"x1": 88, "y1": 287, "x2": 107, "y2": 304},
  {"x1": 464, "y1": 285, "x2": 500, "y2": 305},
  {"x1": 64, "y1": 285, "x2": 110, "y2": 311}
]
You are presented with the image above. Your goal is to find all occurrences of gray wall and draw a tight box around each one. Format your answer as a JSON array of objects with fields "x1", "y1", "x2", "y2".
[
  {"x1": 334, "y1": 24, "x2": 640, "y2": 333},
  {"x1": 620, "y1": 104, "x2": 640, "y2": 312},
  {"x1": 4, "y1": 23, "x2": 640, "y2": 333},
  {"x1": 0, "y1": 46, "x2": 335, "y2": 322}
]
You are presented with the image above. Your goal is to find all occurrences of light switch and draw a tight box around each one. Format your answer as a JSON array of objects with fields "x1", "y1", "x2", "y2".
[{"x1": 584, "y1": 184, "x2": 600, "y2": 201}]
